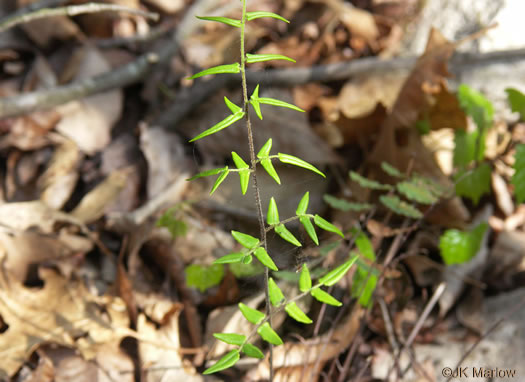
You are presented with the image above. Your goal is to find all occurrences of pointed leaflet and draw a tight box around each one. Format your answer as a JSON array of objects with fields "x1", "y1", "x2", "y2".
[
  {"x1": 190, "y1": 112, "x2": 244, "y2": 142},
  {"x1": 267, "y1": 197, "x2": 279, "y2": 225},
  {"x1": 196, "y1": 15, "x2": 241, "y2": 27},
  {"x1": 210, "y1": 168, "x2": 229, "y2": 195},
  {"x1": 257, "y1": 139, "x2": 281, "y2": 184},
  {"x1": 250, "y1": 85, "x2": 263, "y2": 120},
  {"x1": 397, "y1": 178, "x2": 438, "y2": 204},
  {"x1": 188, "y1": 63, "x2": 240, "y2": 80},
  {"x1": 232, "y1": 152, "x2": 250, "y2": 195},
  {"x1": 224, "y1": 96, "x2": 243, "y2": 114},
  {"x1": 300, "y1": 216, "x2": 318, "y2": 245},
  {"x1": 314, "y1": 214, "x2": 344, "y2": 238},
  {"x1": 350, "y1": 171, "x2": 392, "y2": 190},
  {"x1": 257, "y1": 322, "x2": 283, "y2": 345},
  {"x1": 268, "y1": 277, "x2": 285, "y2": 306},
  {"x1": 254, "y1": 247, "x2": 278, "y2": 271},
  {"x1": 213, "y1": 333, "x2": 246, "y2": 346},
  {"x1": 319, "y1": 255, "x2": 359, "y2": 286},
  {"x1": 311, "y1": 287, "x2": 342, "y2": 306},
  {"x1": 203, "y1": 349, "x2": 240, "y2": 374},
  {"x1": 257, "y1": 96, "x2": 305, "y2": 113},
  {"x1": 213, "y1": 252, "x2": 244, "y2": 264},
  {"x1": 188, "y1": 166, "x2": 227, "y2": 181},
  {"x1": 231, "y1": 231, "x2": 259, "y2": 249},
  {"x1": 278, "y1": 153, "x2": 325, "y2": 177},
  {"x1": 285, "y1": 302, "x2": 312, "y2": 324},
  {"x1": 275, "y1": 224, "x2": 301, "y2": 247},
  {"x1": 379, "y1": 195, "x2": 423, "y2": 219},
  {"x1": 261, "y1": 159, "x2": 281, "y2": 184},
  {"x1": 238, "y1": 303, "x2": 265, "y2": 324},
  {"x1": 296, "y1": 192, "x2": 309, "y2": 215},
  {"x1": 246, "y1": 53, "x2": 295, "y2": 64},
  {"x1": 323, "y1": 194, "x2": 373, "y2": 212},
  {"x1": 242, "y1": 343, "x2": 264, "y2": 359},
  {"x1": 512, "y1": 144, "x2": 525, "y2": 203},
  {"x1": 246, "y1": 11, "x2": 289, "y2": 23},
  {"x1": 299, "y1": 264, "x2": 311, "y2": 292},
  {"x1": 381, "y1": 162, "x2": 404, "y2": 178}
]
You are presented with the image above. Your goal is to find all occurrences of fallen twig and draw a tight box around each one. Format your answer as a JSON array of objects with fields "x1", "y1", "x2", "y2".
[
  {"x1": 0, "y1": 0, "x2": 217, "y2": 119},
  {"x1": 0, "y1": 2, "x2": 159, "y2": 33}
]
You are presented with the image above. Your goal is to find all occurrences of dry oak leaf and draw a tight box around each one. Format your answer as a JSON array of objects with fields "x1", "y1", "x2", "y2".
[
  {"x1": 0, "y1": 269, "x2": 130, "y2": 379},
  {"x1": 368, "y1": 28, "x2": 470, "y2": 227}
]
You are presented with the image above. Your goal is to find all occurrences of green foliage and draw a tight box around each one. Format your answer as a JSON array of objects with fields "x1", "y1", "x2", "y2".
[
  {"x1": 278, "y1": 153, "x2": 325, "y2": 177},
  {"x1": 246, "y1": 53, "x2": 295, "y2": 63},
  {"x1": 396, "y1": 177, "x2": 439, "y2": 205},
  {"x1": 506, "y1": 88, "x2": 525, "y2": 120},
  {"x1": 512, "y1": 144, "x2": 525, "y2": 203},
  {"x1": 319, "y1": 255, "x2": 359, "y2": 286},
  {"x1": 189, "y1": 4, "x2": 358, "y2": 375},
  {"x1": 185, "y1": 264, "x2": 224, "y2": 292},
  {"x1": 439, "y1": 223, "x2": 488, "y2": 265},
  {"x1": 285, "y1": 302, "x2": 312, "y2": 324},
  {"x1": 381, "y1": 162, "x2": 405, "y2": 178},
  {"x1": 196, "y1": 16, "x2": 241, "y2": 28},
  {"x1": 203, "y1": 349, "x2": 240, "y2": 374},
  {"x1": 351, "y1": 230, "x2": 378, "y2": 307},
  {"x1": 350, "y1": 171, "x2": 392, "y2": 190},
  {"x1": 188, "y1": 63, "x2": 240, "y2": 80},
  {"x1": 323, "y1": 194, "x2": 373, "y2": 212},
  {"x1": 379, "y1": 195, "x2": 423, "y2": 219},
  {"x1": 454, "y1": 163, "x2": 491, "y2": 204},
  {"x1": 156, "y1": 207, "x2": 187, "y2": 238},
  {"x1": 268, "y1": 278, "x2": 285, "y2": 306},
  {"x1": 457, "y1": 84, "x2": 493, "y2": 131},
  {"x1": 246, "y1": 11, "x2": 289, "y2": 23},
  {"x1": 453, "y1": 128, "x2": 486, "y2": 166},
  {"x1": 230, "y1": 261, "x2": 264, "y2": 278}
]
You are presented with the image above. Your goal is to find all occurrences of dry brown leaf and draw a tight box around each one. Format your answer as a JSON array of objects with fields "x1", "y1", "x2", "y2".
[
  {"x1": 319, "y1": 0, "x2": 379, "y2": 45},
  {"x1": 140, "y1": 124, "x2": 188, "y2": 199},
  {"x1": 368, "y1": 28, "x2": 470, "y2": 228},
  {"x1": 0, "y1": 110, "x2": 60, "y2": 151},
  {"x1": 71, "y1": 166, "x2": 132, "y2": 224},
  {"x1": 56, "y1": 46, "x2": 123, "y2": 154},
  {"x1": 137, "y1": 309, "x2": 203, "y2": 382},
  {"x1": 39, "y1": 138, "x2": 82, "y2": 209},
  {"x1": 0, "y1": 269, "x2": 129, "y2": 378}
]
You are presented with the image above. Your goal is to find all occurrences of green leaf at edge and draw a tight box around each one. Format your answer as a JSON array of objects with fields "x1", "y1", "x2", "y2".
[
  {"x1": 285, "y1": 302, "x2": 312, "y2": 324},
  {"x1": 258, "y1": 97, "x2": 305, "y2": 113},
  {"x1": 190, "y1": 112, "x2": 244, "y2": 142},
  {"x1": 238, "y1": 302, "x2": 265, "y2": 324},
  {"x1": 278, "y1": 153, "x2": 325, "y2": 177},
  {"x1": 257, "y1": 322, "x2": 283, "y2": 345},
  {"x1": 246, "y1": 11, "x2": 289, "y2": 23},
  {"x1": 187, "y1": 166, "x2": 226, "y2": 181},
  {"x1": 512, "y1": 143, "x2": 525, "y2": 203},
  {"x1": 299, "y1": 263, "x2": 311, "y2": 292},
  {"x1": 210, "y1": 168, "x2": 229, "y2": 195},
  {"x1": 231, "y1": 230, "x2": 259, "y2": 249},
  {"x1": 268, "y1": 277, "x2": 285, "y2": 307},
  {"x1": 275, "y1": 224, "x2": 302, "y2": 247},
  {"x1": 246, "y1": 53, "x2": 295, "y2": 64},
  {"x1": 213, "y1": 252, "x2": 245, "y2": 264},
  {"x1": 267, "y1": 197, "x2": 280, "y2": 225},
  {"x1": 300, "y1": 216, "x2": 319, "y2": 245},
  {"x1": 311, "y1": 287, "x2": 342, "y2": 306},
  {"x1": 196, "y1": 16, "x2": 241, "y2": 27},
  {"x1": 188, "y1": 63, "x2": 240, "y2": 80},
  {"x1": 296, "y1": 192, "x2": 309, "y2": 215},
  {"x1": 319, "y1": 255, "x2": 359, "y2": 286},
  {"x1": 254, "y1": 247, "x2": 278, "y2": 271},
  {"x1": 213, "y1": 333, "x2": 246, "y2": 346},
  {"x1": 241, "y1": 343, "x2": 265, "y2": 359},
  {"x1": 261, "y1": 158, "x2": 281, "y2": 184},
  {"x1": 313, "y1": 214, "x2": 344, "y2": 238},
  {"x1": 203, "y1": 349, "x2": 240, "y2": 374}
]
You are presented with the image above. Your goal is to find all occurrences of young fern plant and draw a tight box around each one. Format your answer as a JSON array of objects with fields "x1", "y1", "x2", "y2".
[{"x1": 186, "y1": 2, "x2": 358, "y2": 377}]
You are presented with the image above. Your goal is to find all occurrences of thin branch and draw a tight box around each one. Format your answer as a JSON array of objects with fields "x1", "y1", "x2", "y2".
[
  {"x1": 0, "y1": 2, "x2": 159, "y2": 33},
  {"x1": 0, "y1": 0, "x2": 217, "y2": 119},
  {"x1": 154, "y1": 47, "x2": 525, "y2": 129},
  {"x1": 0, "y1": 0, "x2": 67, "y2": 27}
]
